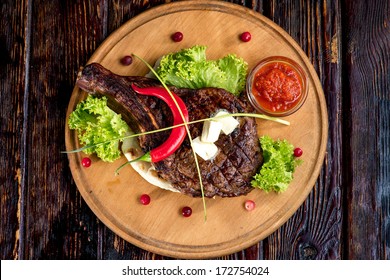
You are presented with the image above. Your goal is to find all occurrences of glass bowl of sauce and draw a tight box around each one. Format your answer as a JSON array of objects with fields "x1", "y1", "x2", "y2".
[{"x1": 246, "y1": 56, "x2": 308, "y2": 117}]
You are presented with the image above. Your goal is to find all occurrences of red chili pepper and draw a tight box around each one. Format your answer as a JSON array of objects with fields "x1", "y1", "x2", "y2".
[{"x1": 131, "y1": 84, "x2": 189, "y2": 162}]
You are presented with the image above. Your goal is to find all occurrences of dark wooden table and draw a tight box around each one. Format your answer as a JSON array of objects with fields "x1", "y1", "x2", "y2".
[{"x1": 1, "y1": 0, "x2": 389, "y2": 260}]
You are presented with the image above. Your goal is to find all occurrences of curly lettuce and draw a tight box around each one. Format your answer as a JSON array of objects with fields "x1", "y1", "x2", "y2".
[
  {"x1": 252, "y1": 135, "x2": 302, "y2": 193},
  {"x1": 155, "y1": 45, "x2": 247, "y2": 96},
  {"x1": 68, "y1": 95, "x2": 130, "y2": 162}
]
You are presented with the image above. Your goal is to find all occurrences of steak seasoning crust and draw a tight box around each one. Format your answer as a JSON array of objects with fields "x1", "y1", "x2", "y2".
[{"x1": 76, "y1": 63, "x2": 263, "y2": 198}]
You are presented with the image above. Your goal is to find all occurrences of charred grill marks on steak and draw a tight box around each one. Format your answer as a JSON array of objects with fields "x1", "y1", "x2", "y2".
[{"x1": 76, "y1": 63, "x2": 263, "y2": 198}]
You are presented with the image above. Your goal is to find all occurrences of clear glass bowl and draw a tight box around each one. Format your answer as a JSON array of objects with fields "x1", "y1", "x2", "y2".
[{"x1": 246, "y1": 56, "x2": 308, "y2": 117}]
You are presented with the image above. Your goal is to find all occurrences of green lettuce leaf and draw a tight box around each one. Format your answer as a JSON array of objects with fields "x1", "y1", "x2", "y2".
[
  {"x1": 68, "y1": 95, "x2": 130, "y2": 162},
  {"x1": 216, "y1": 54, "x2": 248, "y2": 96},
  {"x1": 251, "y1": 135, "x2": 302, "y2": 193},
  {"x1": 155, "y1": 45, "x2": 247, "y2": 96}
]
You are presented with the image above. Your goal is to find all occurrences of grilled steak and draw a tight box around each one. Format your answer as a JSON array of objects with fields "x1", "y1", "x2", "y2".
[{"x1": 76, "y1": 63, "x2": 263, "y2": 197}]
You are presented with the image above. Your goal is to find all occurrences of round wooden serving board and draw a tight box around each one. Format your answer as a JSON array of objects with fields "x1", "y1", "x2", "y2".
[{"x1": 65, "y1": 1, "x2": 328, "y2": 259}]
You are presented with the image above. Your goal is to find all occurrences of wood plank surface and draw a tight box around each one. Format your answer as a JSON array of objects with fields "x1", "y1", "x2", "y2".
[
  {"x1": 0, "y1": 0, "x2": 28, "y2": 260},
  {"x1": 0, "y1": 0, "x2": 389, "y2": 260},
  {"x1": 18, "y1": 0, "x2": 108, "y2": 259},
  {"x1": 342, "y1": 0, "x2": 390, "y2": 259}
]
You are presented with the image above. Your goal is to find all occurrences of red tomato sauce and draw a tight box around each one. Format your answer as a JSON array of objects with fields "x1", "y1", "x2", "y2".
[{"x1": 252, "y1": 61, "x2": 303, "y2": 113}]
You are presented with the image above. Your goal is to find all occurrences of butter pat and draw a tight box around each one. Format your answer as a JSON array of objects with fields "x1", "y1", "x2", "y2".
[
  {"x1": 214, "y1": 111, "x2": 240, "y2": 135},
  {"x1": 201, "y1": 120, "x2": 223, "y2": 143},
  {"x1": 192, "y1": 137, "x2": 218, "y2": 161}
]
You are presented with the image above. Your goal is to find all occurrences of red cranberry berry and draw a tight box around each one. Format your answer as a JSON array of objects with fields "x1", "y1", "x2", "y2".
[
  {"x1": 294, "y1": 147, "x2": 303, "y2": 157},
  {"x1": 81, "y1": 157, "x2": 91, "y2": 168},
  {"x1": 181, "y1": 206, "x2": 192, "y2": 217},
  {"x1": 244, "y1": 200, "x2": 256, "y2": 211},
  {"x1": 140, "y1": 194, "x2": 151, "y2": 205},
  {"x1": 240, "y1": 31, "x2": 252, "y2": 42},
  {"x1": 171, "y1": 32, "x2": 183, "y2": 42},
  {"x1": 120, "y1": 55, "x2": 133, "y2": 66}
]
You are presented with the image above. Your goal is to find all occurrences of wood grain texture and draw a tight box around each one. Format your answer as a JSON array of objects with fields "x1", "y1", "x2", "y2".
[
  {"x1": 342, "y1": 0, "x2": 390, "y2": 260},
  {"x1": 65, "y1": 0, "x2": 327, "y2": 259},
  {"x1": 0, "y1": 0, "x2": 27, "y2": 260},
  {"x1": 19, "y1": 0, "x2": 108, "y2": 259}
]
